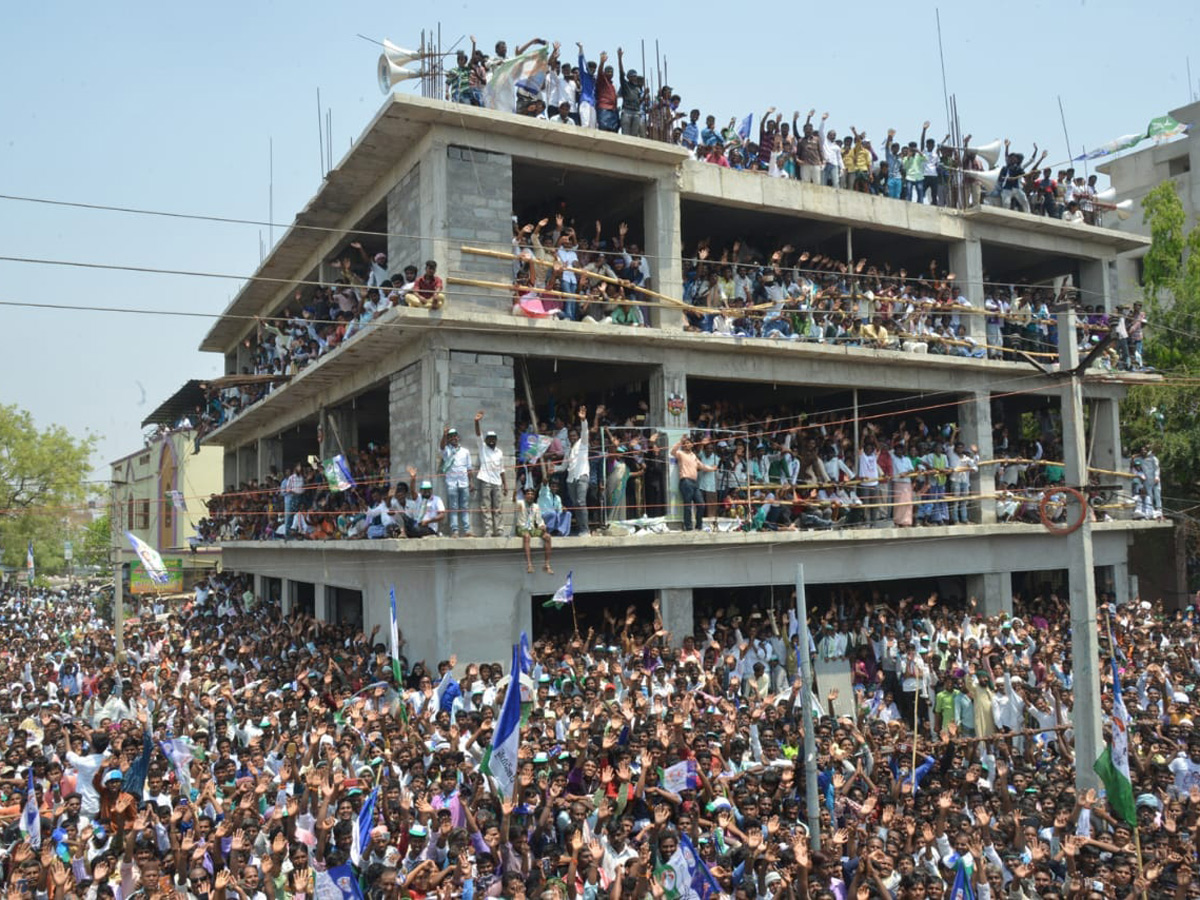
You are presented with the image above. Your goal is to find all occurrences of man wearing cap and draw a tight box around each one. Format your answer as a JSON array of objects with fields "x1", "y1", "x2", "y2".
[
  {"x1": 439, "y1": 424, "x2": 474, "y2": 538},
  {"x1": 405, "y1": 466, "x2": 446, "y2": 537},
  {"x1": 473, "y1": 410, "x2": 507, "y2": 538}
]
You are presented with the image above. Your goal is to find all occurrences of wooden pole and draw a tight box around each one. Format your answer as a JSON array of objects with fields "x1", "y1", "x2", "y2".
[{"x1": 459, "y1": 245, "x2": 691, "y2": 309}]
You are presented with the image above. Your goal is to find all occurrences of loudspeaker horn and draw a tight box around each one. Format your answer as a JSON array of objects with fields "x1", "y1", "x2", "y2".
[
  {"x1": 1113, "y1": 198, "x2": 1133, "y2": 221},
  {"x1": 971, "y1": 140, "x2": 1003, "y2": 167},
  {"x1": 974, "y1": 167, "x2": 1001, "y2": 191},
  {"x1": 1094, "y1": 186, "x2": 1118, "y2": 204},
  {"x1": 382, "y1": 40, "x2": 422, "y2": 68},
  {"x1": 379, "y1": 56, "x2": 421, "y2": 93}
]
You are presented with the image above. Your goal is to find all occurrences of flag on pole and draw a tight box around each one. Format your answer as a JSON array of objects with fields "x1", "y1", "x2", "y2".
[
  {"x1": 323, "y1": 455, "x2": 356, "y2": 493},
  {"x1": 678, "y1": 833, "x2": 720, "y2": 900},
  {"x1": 159, "y1": 737, "x2": 195, "y2": 795},
  {"x1": 20, "y1": 768, "x2": 40, "y2": 849},
  {"x1": 543, "y1": 571, "x2": 573, "y2": 608},
  {"x1": 946, "y1": 854, "x2": 975, "y2": 900},
  {"x1": 126, "y1": 532, "x2": 169, "y2": 584},
  {"x1": 166, "y1": 490, "x2": 188, "y2": 512},
  {"x1": 736, "y1": 113, "x2": 753, "y2": 143},
  {"x1": 480, "y1": 644, "x2": 522, "y2": 798},
  {"x1": 481, "y1": 47, "x2": 550, "y2": 113},
  {"x1": 349, "y1": 786, "x2": 378, "y2": 868},
  {"x1": 1094, "y1": 628, "x2": 1137, "y2": 826},
  {"x1": 388, "y1": 586, "x2": 403, "y2": 684},
  {"x1": 659, "y1": 759, "x2": 701, "y2": 794},
  {"x1": 518, "y1": 631, "x2": 535, "y2": 676},
  {"x1": 1147, "y1": 114, "x2": 1188, "y2": 142},
  {"x1": 26, "y1": 541, "x2": 34, "y2": 583}
]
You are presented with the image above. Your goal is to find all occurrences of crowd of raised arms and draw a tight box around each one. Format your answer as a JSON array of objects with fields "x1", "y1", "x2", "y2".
[
  {"x1": 184, "y1": 219, "x2": 1149, "y2": 445},
  {"x1": 2, "y1": 578, "x2": 1198, "y2": 900},
  {"x1": 444, "y1": 37, "x2": 1112, "y2": 222}
]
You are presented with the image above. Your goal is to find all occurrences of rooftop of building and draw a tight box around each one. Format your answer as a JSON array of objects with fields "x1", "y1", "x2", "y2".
[{"x1": 199, "y1": 93, "x2": 1152, "y2": 356}]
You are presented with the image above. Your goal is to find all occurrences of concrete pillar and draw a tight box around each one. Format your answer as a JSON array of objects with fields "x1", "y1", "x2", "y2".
[
  {"x1": 959, "y1": 392, "x2": 995, "y2": 524},
  {"x1": 658, "y1": 588, "x2": 694, "y2": 647},
  {"x1": 389, "y1": 361, "x2": 424, "y2": 491},
  {"x1": 1089, "y1": 398, "x2": 1122, "y2": 475},
  {"x1": 643, "y1": 174, "x2": 683, "y2": 330},
  {"x1": 314, "y1": 582, "x2": 328, "y2": 622},
  {"x1": 1078, "y1": 258, "x2": 1113, "y2": 313},
  {"x1": 420, "y1": 139, "x2": 448, "y2": 287},
  {"x1": 443, "y1": 145, "x2": 513, "y2": 312},
  {"x1": 223, "y1": 452, "x2": 237, "y2": 491},
  {"x1": 280, "y1": 578, "x2": 292, "y2": 617},
  {"x1": 967, "y1": 572, "x2": 1012, "y2": 617},
  {"x1": 258, "y1": 437, "x2": 283, "y2": 483},
  {"x1": 949, "y1": 237, "x2": 985, "y2": 341},
  {"x1": 650, "y1": 364, "x2": 689, "y2": 523},
  {"x1": 387, "y1": 164, "x2": 423, "y2": 275}
]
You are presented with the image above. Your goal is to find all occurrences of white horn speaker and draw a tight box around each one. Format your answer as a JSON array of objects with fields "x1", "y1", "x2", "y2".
[
  {"x1": 379, "y1": 56, "x2": 421, "y2": 93},
  {"x1": 1094, "y1": 186, "x2": 1117, "y2": 204},
  {"x1": 974, "y1": 168, "x2": 1001, "y2": 191},
  {"x1": 973, "y1": 140, "x2": 1003, "y2": 167},
  {"x1": 382, "y1": 40, "x2": 422, "y2": 68},
  {"x1": 1114, "y1": 199, "x2": 1133, "y2": 221}
]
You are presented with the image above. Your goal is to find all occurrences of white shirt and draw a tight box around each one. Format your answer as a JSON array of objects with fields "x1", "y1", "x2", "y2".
[
  {"x1": 567, "y1": 437, "x2": 589, "y2": 481},
  {"x1": 442, "y1": 443, "x2": 472, "y2": 489},
  {"x1": 477, "y1": 437, "x2": 505, "y2": 486},
  {"x1": 414, "y1": 494, "x2": 446, "y2": 532}
]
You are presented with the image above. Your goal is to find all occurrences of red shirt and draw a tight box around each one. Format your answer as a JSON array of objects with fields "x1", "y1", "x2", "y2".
[
  {"x1": 415, "y1": 274, "x2": 443, "y2": 300},
  {"x1": 595, "y1": 73, "x2": 617, "y2": 111}
]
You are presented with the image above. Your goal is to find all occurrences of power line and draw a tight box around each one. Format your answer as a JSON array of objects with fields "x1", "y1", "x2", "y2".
[{"x1": 0, "y1": 192, "x2": 1149, "y2": 307}]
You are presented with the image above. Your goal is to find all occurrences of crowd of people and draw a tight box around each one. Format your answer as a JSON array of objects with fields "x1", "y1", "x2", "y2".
[
  {"x1": 2, "y1": 572, "x2": 1198, "y2": 900},
  {"x1": 188, "y1": 253, "x2": 447, "y2": 441},
  {"x1": 193, "y1": 381, "x2": 1148, "y2": 558},
  {"x1": 506, "y1": 217, "x2": 1147, "y2": 372},
  {"x1": 444, "y1": 37, "x2": 1117, "y2": 221}
]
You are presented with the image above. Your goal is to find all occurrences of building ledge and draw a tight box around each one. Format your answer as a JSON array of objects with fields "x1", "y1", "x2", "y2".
[{"x1": 216, "y1": 517, "x2": 1169, "y2": 555}]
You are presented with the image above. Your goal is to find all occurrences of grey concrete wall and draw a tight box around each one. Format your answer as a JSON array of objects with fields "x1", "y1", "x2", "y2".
[
  {"x1": 386, "y1": 164, "x2": 421, "y2": 273},
  {"x1": 445, "y1": 146, "x2": 513, "y2": 314},
  {"x1": 388, "y1": 361, "x2": 424, "y2": 489},
  {"x1": 446, "y1": 351, "x2": 516, "y2": 534}
]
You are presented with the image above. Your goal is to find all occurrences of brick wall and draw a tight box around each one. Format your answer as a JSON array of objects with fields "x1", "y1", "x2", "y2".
[
  {"x1": 446, "y1": 146, "x2": 512, "y2": 313},
  {"x1": 386, "y1": 164, "x2": 421, "y2": 274},
  {"x1": 447, "y1": 351, "x2": 516, "y2": 534},
  {"x1": 388, "y1": 360, "x2": 424, "y2": 490}
]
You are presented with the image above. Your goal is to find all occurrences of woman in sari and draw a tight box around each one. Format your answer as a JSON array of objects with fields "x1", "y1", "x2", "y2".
[{"x1": 606, "y1": 447, "x2": 630, "y2": 522}]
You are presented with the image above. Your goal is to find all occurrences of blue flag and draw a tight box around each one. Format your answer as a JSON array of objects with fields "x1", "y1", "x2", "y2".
[
  {"x1": 684, "y1": 833, "x2": 721, "y2": 900},
  {"x1": 436, "y1": 672, "x2": 462, "y2": 714},
  {"x1": 947, "y1": 855, "x2": 975, "y2": 900},
  {"x1": 318, "y1": 863, "x2": 364, "y2": 900},
  {"x1": 20, "y1": 768, "x2": 40, "y2": 849},
  {"x1": 518, "y1": 631, "x2": 535, "y2": 676},
  {"x1": 350, "y1": 787, "x2": 378, "y2": 868},
  {"x1": 736, "y1": 113, "x2": 753, "y2": 143}
]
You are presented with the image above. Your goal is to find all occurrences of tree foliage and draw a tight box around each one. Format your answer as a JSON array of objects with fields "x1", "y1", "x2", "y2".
[
  {"x1": 1121, "y1": 182, "x2": 1200, "y2": 498},
  {"x1": 0, "y1": 403, "x2": 97, "y2": 573}
]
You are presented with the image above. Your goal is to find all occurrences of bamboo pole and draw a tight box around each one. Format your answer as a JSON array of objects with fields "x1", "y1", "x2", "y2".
[{"x1": 460, "y1": 245, "x2": 691, "y2": 309}]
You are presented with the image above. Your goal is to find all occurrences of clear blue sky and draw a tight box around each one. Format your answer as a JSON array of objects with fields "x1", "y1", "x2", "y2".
[{"x1": 1, "y1": 0, "x2": 1197, "y2": 474}]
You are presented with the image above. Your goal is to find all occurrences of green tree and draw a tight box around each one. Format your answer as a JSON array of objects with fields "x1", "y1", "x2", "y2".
[
  {"x1": 1121, "y1": 182, "x2": 1200, "y2": 500},
  {"x1": 0, "y1": 403, "x2": 97, "y2": 573},
  {"x1": 76, "y1": 512, "x2": 112, "y2": 570}
]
